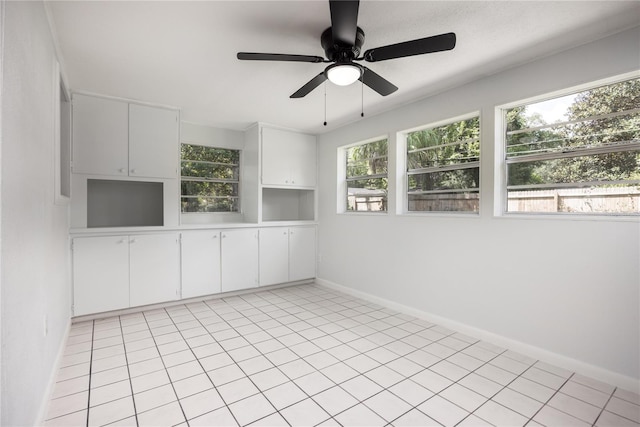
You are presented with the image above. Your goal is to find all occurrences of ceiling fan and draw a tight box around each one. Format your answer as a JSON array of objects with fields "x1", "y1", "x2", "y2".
[{"x1": 237, "y1": 0, "x2": 456, "y2": 99}]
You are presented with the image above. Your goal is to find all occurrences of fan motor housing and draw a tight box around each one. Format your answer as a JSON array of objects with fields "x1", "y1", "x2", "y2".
[{"x1": 321, "y1": 27, "x2": 365, "y2": 62}]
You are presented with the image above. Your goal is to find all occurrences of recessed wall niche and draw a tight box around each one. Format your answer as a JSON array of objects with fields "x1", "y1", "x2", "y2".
[{"x1": 87, "y1": 179, "x2": 164, "y2": 227}]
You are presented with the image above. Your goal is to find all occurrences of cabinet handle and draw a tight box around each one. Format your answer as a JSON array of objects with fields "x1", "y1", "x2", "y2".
[
  {"x1": 213, "y1": 235, "x2": 218, "y2": 239},
  {"x1": 283, "y1": 231, "x2": 287, "y2": 235},
  {"x1": 130, "y1": 169, "x2": 138, "y2": 174},
  {"x1": 130, "y1": 238, "x2": 137, "y2": 244},
  {"x1": 221, "y1": 234, "x2": 226, "y2": 238},
  {"x1": 117, "y1": 239, "x2": 126, "y2": 244},
  {"x1": 118, "y1": 168, "x2": 126, "y2": 174}
]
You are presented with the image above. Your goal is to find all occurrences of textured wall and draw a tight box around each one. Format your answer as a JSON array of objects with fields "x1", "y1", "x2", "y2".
[{"x1": 1, "y1": 2, "x2": 71, "y2": 425}]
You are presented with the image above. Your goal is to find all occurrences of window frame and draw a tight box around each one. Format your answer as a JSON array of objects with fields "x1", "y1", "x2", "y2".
[
  {"x1": 337, "y1": 135, "x2": 389, "y2": 214},
  {"x1": 180, "y1": 143, "x2": 241, "y2": 214},
  {"x1": 399, "y1": 112, "x2": 481, "y2": 216},
  {"x1": 496, "y1": 71, "x2": 640, "y2": 218}
]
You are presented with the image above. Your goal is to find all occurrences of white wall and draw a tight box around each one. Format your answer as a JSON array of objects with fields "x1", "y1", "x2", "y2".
[
  {"x1": 317, "y1": 27, "x2": 640, "y2": 389},
  {"x1": 1, "y1": 2, "x2": 72, "y2": 425}
]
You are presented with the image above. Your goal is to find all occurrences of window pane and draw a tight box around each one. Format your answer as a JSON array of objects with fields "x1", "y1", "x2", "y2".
[
  {"x1": 180, "y1": 144, "x2": 240, "y2": 213},
  {"x1": 407, "y1": 118, "x2": 480, "y2": 169},
  {"x1": 181, "y1": 181, "x2": 239, "y2": 197},
  {"x1": 507, "y1": 151, "x2": 640, "y2": 187},
  {"x1": 181, "y1": 196, "x2": 239, "y2": 213},
  {"x1": 508, "y1": 184, "x2": 640, "y2": 214},
  {"x1": 409, "y1": 167, "x2": 479, "y2": 192},
  {"x1": 409, "y1": 192, "x2": 479, "y2": 212},
  {"x1": 180, "y1": 145, "x2": 239, "y2": 164},
  {"x1": 504, "y1": 77, "x2": 640, "y2": 215},
  {"x1": 347, "y1": 178, "x2": 387, "y2": 212},
  {"x1": 181, "y1": 161, "x2": 239, "y2": 180},
  {"x1": 344, "y1": 139, "x2": 388, "y2": 212},
  {"x1": 346, "y1": 140, "x2": 388, "y2": 178},
  {"x1": 406, "y1": 117, "x2": 480, "y2": 213}
]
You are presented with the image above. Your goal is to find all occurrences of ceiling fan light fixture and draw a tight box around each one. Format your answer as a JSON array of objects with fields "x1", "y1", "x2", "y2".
[{"x1": 326, "y1": 63, "x2": 361, "y2": 86}]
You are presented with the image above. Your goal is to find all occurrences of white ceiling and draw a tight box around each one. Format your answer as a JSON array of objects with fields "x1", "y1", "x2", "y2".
[{"x1": 47, "y1": 1, "x2": 640, "y2": 134}]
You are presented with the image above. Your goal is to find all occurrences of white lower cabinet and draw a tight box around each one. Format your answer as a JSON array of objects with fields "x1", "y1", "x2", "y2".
[
  {"x1": 221, "y1": 229, "x2": 259, "y2": 292},
  {"x1": 129, "y1": 234, "x2": 180, "y2": 307},
  {"x1": 181, "y1": 231, "x2": 221, "y2": 299},
  {"x1": 289, "y1": 226, "x2": 317, "y2": 282},
  {"x1": 259, "y1": 228, "x2": 290, "y2": 286},
  {"x1": 73, "y1": 236, "x2": 130, "y2": 316},
  {"x1": 72, "y1": 233, "x2": 180, "y2": 316},
  {"x1": 259, "y1": 226, "x2": 316, "y2": 286}
]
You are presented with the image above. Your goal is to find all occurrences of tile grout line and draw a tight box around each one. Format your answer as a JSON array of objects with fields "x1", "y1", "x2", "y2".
[
  {"x1": 117, "y1": 315, "x2": 140, "y2": 427},
  {"x1": 591, "y1": 386, "x2": 617, "y2": 426},
  {"x1": 85, "y1": 320, "x2": 95, "y2": 427}
]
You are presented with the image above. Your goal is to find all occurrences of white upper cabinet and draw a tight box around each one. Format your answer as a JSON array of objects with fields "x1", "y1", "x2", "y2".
[
  {"x1": 129, "y1": 104, "x2": 179, "y2": 179},
  {"x1": 72, "y1": 95, "x2": 129, "y2": 176},
  {"x1": 262, "y1": 127, "x2": 316, "y2": 187},
  {"x1": 181, "y1": 231, "x2": 221, "y2": 299},
  {"x1": 72, "y1": 94, "x2": 178, "y2": 179}
]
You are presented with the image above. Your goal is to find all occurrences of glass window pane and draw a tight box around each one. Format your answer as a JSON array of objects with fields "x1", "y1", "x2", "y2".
[
  {"x1": 408, "y1": 192, "x2": 479, "y2": 212},
  {"x1": 507, "y1": 151, "x2": 640, "y2": 187},
  {"x1": 409, "y1": 168, "x2": 479, "y2": 192},
  {"x1": 180, "y1": 144, "x2": 240, "y2": 213},
  {"x1": 181, "y1": 196, "x2": 239, "y2": 213},
  {"x1": 347, "y1": 177, "x2": 387, "y2": 212},
  {"x1": 181, "y1": 161, "x2": 238, "y2": 180}
]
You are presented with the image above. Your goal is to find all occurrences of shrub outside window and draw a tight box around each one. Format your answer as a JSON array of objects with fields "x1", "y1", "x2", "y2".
[
  {"x1": 504, "y1": 77, "x2": 640, "y2": 215},
  {"x1": 181, "y1": 144, "x2": 240, "y2": 213},
  {"x1": 345, "y1": 139, "x2": 388, "y2": 212},
  {"x1": 406, "y1": 116, "x2": 480, "y2": 212}
]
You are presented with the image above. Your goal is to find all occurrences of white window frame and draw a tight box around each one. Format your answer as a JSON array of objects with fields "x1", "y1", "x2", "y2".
[
  {"x1": 398, "y1": 112, "x2": 481, "y2": 216},
  {"x1": 54, "y1": 61, "x2": 71, "y2": 205},
  {"x1": 495, "y1": 71, "x2": 640, "y2": 218},
  {"x1": 337, "y1": 135, "x2": 389, "y2": 214}
]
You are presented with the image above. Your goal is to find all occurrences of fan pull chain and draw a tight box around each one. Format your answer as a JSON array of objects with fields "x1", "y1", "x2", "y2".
[
  {"x1": 323, "y1": 81, "x2": 327, "y2": 126},
  {"x1": 361, "y1": 72, "x2": 364, "y2": 118}
]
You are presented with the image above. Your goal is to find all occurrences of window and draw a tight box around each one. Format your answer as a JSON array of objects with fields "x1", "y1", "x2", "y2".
[
  {"x1": 406, "y1": 116, "x2": 480, "y2": 212},
  {"x1": 180, "y1": 144, "x2": 240, "y2": 213},
  {"x1": 345, "y1": 138, "x2": 388, "y2": 212},
  {"x1": 504, "y1": 77, "x2": 640, "y2": 215}
]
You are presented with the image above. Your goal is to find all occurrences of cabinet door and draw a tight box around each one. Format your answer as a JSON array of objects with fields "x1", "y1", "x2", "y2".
[
  {"x1": 129, "y1": 104, "x2": 179, "y2": 179},
  {"x1": 221, "y1": 229, "x2": 259, "y2": 292},
  {"x1": 261, "y1": 127, "x2": 293, "y2": 185},
  {"x1": 289, "y1": 226, "x2": 316, "y2": 282},
  {"x1": 73, "y1": 236, "x2": 129, "y2": 316},
  {"x1": 181, "y1": 231, "x2": 221, "y2": 298},
  {"x1": 259, "y1": 227, "x2": 289, "y2": 286},
  {"x1": 289, "y1": 133, "x2": 317, "y2": 187},
  {"x1": 129, "y1": 234, "x2": 180, "y2": 307},
  {"x1": 72, "y1": 95, "x2": 129, "y2": 176}
]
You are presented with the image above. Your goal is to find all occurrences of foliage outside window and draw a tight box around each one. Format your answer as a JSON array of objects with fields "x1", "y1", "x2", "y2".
[
  {"x1": 346, "y1": 139, "x2": 388, "y2": 212},
  {"x1": 181, "y1": 144, "x2": 240, "y2": 213},
  {"x1": 406, "y1": 117, "x2": 480, "y2": 212},
  {"x1": 505, "y1": 77, "x2": 640, "y2": 215}
]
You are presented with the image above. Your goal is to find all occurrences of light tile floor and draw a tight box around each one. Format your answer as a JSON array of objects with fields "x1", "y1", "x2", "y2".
[{"x1": 44, "y1": 284, "x2": 640, "y2": 426}]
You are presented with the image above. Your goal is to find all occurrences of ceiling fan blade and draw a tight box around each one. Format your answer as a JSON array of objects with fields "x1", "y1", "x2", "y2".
[
  {"x1": 363, "y1": 32, "x2": 456, "y2": 62},
  {"x1": 237, "y1": 52, "x2": 324, "y2": 63},
  {"x1": 359, "y1": 67, "x2": 398, "y2": 96},
  {"x1": 290, "y1": 72, "x2": 328, "y2": 98},
  {"x1": 329, "y1": 0, "x2": 359, "y2": 46}
]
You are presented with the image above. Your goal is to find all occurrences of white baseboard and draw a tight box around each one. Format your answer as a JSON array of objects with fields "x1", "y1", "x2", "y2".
[
  {"x1": 36, "y1": 318, "x2": 72, "y2": 425},
  {"x1": 315, "y1": 278, "x2": 640, "y2": 393}
]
